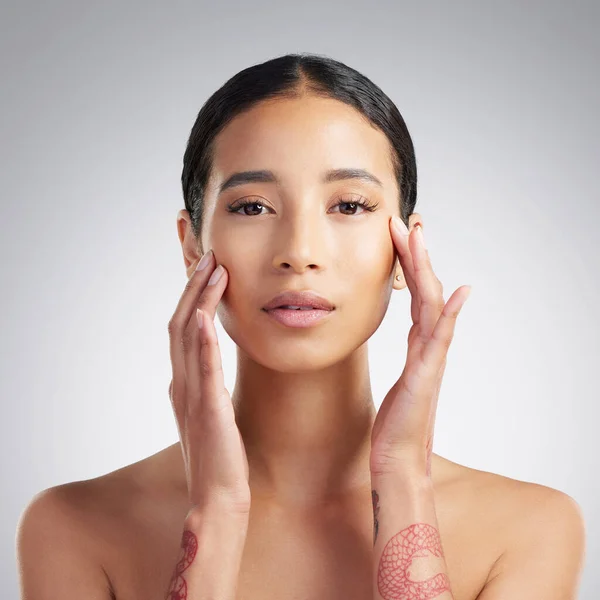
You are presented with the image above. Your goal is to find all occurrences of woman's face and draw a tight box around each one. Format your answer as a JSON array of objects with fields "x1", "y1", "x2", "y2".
[{"x1": 199, "y1": 94, "x2": 406, "y2": 372}]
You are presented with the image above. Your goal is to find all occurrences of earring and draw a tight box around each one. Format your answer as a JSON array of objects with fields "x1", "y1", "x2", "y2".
[{"x1": 395, "y1": 275, "x2": 401, "y2": 281}]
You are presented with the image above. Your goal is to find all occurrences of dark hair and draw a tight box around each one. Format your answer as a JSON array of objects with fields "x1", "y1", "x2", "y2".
[{"x1": 181, "y1": 52, "x2": 417, "y2": 249}]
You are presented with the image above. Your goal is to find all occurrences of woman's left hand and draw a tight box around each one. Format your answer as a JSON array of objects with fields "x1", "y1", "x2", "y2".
[{"x1": 370, "y1": 217, "x2": 471, "y2": 481}]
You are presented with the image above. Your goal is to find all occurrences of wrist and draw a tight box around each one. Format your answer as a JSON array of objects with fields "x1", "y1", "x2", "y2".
[
  {"x1": 186, "y1": 498, "x2": 251, "y2": 527},
  {"x1": 371, "y1": 469, "x2": 433, "y2": 493}
]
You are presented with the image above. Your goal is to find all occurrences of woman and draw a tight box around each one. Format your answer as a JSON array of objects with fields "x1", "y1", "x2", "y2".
[{"x1": 17, "y1": 53, "x2": 585, "y2": 600}]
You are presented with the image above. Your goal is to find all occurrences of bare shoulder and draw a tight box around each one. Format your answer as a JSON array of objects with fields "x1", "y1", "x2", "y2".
[
  {"x1": 18, "y1": 447, "x2": 189, "y2": 599},
  {"x1": 434, "y1": 455, "x2": 586, "y2": 588},
  {"x1": 19, "y1": 458, "x2": 150, "y2": 553},
  {"x1": 436, "y1": 454, "x2": 584, "y2": 530},
  {"x1": 24, "y1": 446, "x2": 188, "y2": 536},
  {"x1": 16, "y1": 478, "x2": 122, "y2": 599}
]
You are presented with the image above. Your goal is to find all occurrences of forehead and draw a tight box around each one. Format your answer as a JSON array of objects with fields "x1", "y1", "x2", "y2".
[{"x1": 208, "y1": 95, "x2": 396, "y2": 191}]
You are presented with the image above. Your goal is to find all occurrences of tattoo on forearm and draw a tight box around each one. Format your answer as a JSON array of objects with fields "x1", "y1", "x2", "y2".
[
  {"x1": 377, "y1": 522, "x2": 451, "y2": 600},
  {"x1": 372, "y1": 489, "x2": 380, "y2": 545},
  {"x1": 165, "y1": 529, "x2": 198, "y2": 599}
]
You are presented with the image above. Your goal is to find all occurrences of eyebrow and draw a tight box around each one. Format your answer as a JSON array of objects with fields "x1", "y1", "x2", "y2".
[{"x1": 217, "y1": 168, "x2": 384, "y2": 195}]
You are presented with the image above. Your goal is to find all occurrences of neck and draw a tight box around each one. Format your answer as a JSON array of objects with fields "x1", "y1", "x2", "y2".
[{"x1": 231, "y1": 343, "x2": 376, "y2": 507}]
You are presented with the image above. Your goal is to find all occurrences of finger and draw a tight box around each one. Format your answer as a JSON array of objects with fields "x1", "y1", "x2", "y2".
[
  {"x1": 186, "y1": 306, "x2": 231, "y2": 421},
  {"x1": 389, "y1": 218, "x2": 422, "y2": 325},
  {"x1": 410, "y1": 225, "x2": 445, "y2": 340},
  {"x1": 420, "y1": 286, "x2": 471, "y2": 375},
  {"x1": 184, "y1": 264, "x2": 230, "y2": 418},
  {"x1": 398, "y1": 290, "x2": 467, "y2": 444},
  {"x1": 425, "y1": 358, "x2": 446, "y2": 454},
  {"x1": 168, "y1": 250, "x2": 216, "y2": 415},
  {"x1": 389, "y1": 217, "x2": 418, "y2": 294}
]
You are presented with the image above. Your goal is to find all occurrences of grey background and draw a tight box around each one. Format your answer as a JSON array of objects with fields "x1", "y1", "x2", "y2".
[{"x1": 1, "y1": 0, "x2": 598, "y2": 597}]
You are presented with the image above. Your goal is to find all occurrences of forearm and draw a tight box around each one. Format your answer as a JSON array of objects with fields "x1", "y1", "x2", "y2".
[
  {"x1": 164, "y1": 505, "x2": 249, "y2": 600},
  {"x1": 372, "y1": 474, "x2": 454, "y2": 600}
]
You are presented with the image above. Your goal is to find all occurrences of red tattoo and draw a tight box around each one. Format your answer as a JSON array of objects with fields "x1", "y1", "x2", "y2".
[
  {"x1": 372, "y1": 489, "x2": 380, "y2": 545},
  {"x1": 165, "y1": 529, "x2": 198, "y2": 600},
  {"x1": 377, "y1": 523, "x2": 451, "y2": 600}
]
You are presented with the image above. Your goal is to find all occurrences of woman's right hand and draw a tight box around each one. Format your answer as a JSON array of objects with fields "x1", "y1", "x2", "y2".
[{"x1": 168, "y1": 249, "x2": 250, "y2": 516}]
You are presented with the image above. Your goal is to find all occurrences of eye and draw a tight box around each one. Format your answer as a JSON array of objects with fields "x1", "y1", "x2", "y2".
[
  {"x1": 226, "y1": 195, "x2": 380, "y2": 217},
  {"x1": 226, "y1": 198, "x2": 271, "y2": 216},
  {"x1": 331, "y1": 196, "x2": 379, "y2": 215}
]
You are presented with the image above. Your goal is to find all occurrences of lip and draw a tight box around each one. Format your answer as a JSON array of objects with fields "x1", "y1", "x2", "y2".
[
  {"x1": 262, "y1": 307, "x2": 334, "y2": 328},
  {"x1": 262, "y1": 290, "x2": 335, "y2": 311}
]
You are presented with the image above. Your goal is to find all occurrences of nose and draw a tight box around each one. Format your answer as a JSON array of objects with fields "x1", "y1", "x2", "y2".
[{"x1": 271, "y1": 213, "x2": 325, "y2": 275}]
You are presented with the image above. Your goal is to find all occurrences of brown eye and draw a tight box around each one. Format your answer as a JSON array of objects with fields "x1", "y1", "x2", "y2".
[
  {"x1": 227, "y1": 199, "x2": 269, "y2": 216},
  {"x1": 332, "y1": 196, "x2": 379, "y2": 215},
  {"x1": 336, "y1": 201, "x2": 363, "y2": 216},
  {"x1": 227, "y1": 196, "x2": 379, "y2": 217}
]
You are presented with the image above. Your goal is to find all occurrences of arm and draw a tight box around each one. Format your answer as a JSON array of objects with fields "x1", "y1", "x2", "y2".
[
  {"x1": 475, "y1": 488, "x2": 586, "y2": 600},
  {"x1": 163, "y1": 504, "x2": 249, "y2": 600},
  {"x1": 369, "y1": 219, "x2": 468, "y2": 597},
  {"x1": 372, "y1": 474, "x2": 454, "y2": 600}
]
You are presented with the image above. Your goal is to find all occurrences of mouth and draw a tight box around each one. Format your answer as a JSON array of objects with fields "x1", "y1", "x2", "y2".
[
  {"x1": 262, "y1": 306, "x2": 335, "y2": 328},
  {"x1": 267, "y1": 305, "x2": 325, "y2": 310},
  {"x1": 262, "y1": 290, "x2": 335, "y2": 312}
]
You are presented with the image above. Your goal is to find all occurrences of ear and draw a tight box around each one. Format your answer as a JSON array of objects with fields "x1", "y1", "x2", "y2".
[
  {"x1": 177, "y1": 209, "x2": 203, "y2": 276},
  {"x1": 408, "y1": 212, "x2": 423, "y2": 233},
  {"x1": 393, "y1": 259, "x2": 407, "y2": 290}
]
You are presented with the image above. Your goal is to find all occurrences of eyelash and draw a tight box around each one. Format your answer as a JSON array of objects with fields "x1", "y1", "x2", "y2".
[{"x1": 226, "y1": 196, "x2": 380, "y2": 216}]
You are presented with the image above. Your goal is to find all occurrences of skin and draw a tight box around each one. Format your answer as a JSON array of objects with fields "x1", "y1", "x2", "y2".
[{"x1": 176, "y1": 93, "x2": 423, "y2": 506}]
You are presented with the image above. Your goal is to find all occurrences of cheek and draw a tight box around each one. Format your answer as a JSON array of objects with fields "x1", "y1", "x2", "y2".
[
  {"x1": 343, "y1": 230, "x2": 395, "y2": 283},
  {"x1": 343, "y1": 234, "x2": 396, "y2": 325},
  {"x1": 212, "y1": 250, "x2": 264, "y2": 328},
  {"x1": 208, "y1": 218, "x2": 260, "y2": 277},
  {"x1": 208, "y1": 217, "x2": 267, "y2": 263}
]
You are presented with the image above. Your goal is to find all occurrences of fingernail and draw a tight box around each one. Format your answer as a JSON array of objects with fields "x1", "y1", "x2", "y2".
[
  {"x1": 415, "y1": 224, "x2": 427, "y2": 249},
  {"x1": 392, "y1": 216, "x2": 409, "y2": 236},
  {"x1": 196, "y1": 249, "x2": 213, "y2": 271},
  {"x1": 196, "y1": 308, "x2": 204, "y2": 329},
  {"x1": 207, "y1": 264, "x2": 224, "y2": 286}
]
